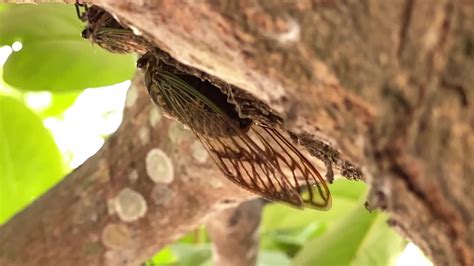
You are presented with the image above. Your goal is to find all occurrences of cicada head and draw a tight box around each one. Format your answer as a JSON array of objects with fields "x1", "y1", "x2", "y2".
[
  {"x1": 81, "y1": 28, "x2": 91, "y2": 39},
  {"x1": 136, "y1": 52, "x2": 155, "y2": 70}
]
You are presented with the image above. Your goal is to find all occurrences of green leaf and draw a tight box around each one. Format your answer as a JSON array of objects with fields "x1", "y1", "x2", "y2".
[
  {"x1": 260, "y1": 180, "x2": 367, "y2": 255},
  {"x1": 170, "y1": 244, "x2": 212, "y2": 266},
  {"x1": 0, "y1": 96, "x2": 65, "y2": 224},
  {"x1": 258, "y1": 250, "x2": 291, "y2": 266},
  {"x1": 146, "y1": 247, "x2": 177, "y2": 265},
  {"x1": 265, "y1": 223, "x2": 323, "y2": 247},
  {"x1": 292, "y1": 202, "x2": 406, "y2": 266},
  {"x1": 261, "y1": 180, "x2": 367, "y2": 231},
  {"x1": 0, "y1": 3, "x2": 135, "y2": 91},
  {"x1": 33, "y1": 91, "x2": 81, "y2": 118}
]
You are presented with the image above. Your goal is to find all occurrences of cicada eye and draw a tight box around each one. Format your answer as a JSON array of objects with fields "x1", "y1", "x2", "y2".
[
  {"x1": 136, "y1": 56, "x2": 149, "y2": 69},
  {"x1": 81, "y1": 29, "x2": 90, "y2": 39}
]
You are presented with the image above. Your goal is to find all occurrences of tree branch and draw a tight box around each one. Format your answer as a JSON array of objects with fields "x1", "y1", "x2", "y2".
[
  {"x1": 0, "y1": 76, "x2": 253, "y2": 265},
  {"x1": 0, "y1": 0, "x2": 472, "y2": 265},
  {"x1": 95, "y1": 1, "x2": 474, "y2": 264}
]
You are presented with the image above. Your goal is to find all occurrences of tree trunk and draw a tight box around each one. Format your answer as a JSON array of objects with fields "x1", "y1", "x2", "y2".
[{"x1": 1, "y1": 0, "x2": 473, "y2": 265}]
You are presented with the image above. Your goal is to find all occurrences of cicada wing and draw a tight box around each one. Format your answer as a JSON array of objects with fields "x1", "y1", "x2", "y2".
[
  {"x1": 253, "y1": 126, "x2": 332, "y2": 210},
  {"x1": 92, "y1": 27, "x2": 150, "y2": 54},
  {"x1": 150, "y1": 67, "x2": 331, "y2": 210},
  {"x1": 199, "y1": 125, "x2": 331, "y2": 210},
  {"x1": 198, "y1": 127, "x2": 305, "y2": 208}
]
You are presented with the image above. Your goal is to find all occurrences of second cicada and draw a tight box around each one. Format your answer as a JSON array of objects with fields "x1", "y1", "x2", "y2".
[{"x1": 75, "y1": 3, "x2": 151, "y2": 54}]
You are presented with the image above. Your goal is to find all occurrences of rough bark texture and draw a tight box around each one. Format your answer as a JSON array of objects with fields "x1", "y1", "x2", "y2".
[
  {"x1": 95, "y1": 1, "x2": 474, "y2": 264},
  {"x1": 0, "y1": 76, "x2": 254, "y2": 265},
  {"x1": 0, "y1": 0, "x2": 473, "y2": 265},
  {"x1": 206, "y1": 199, "x2": 263, "y2": 266}
]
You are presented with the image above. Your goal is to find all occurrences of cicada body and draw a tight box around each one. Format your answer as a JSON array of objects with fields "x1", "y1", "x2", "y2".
[
  {"x1": 75, "y1": 3, "x2": 151, "y2": 54},
  {"x1": 137, "y1": 52, "x2": 331, "y2": 210}
]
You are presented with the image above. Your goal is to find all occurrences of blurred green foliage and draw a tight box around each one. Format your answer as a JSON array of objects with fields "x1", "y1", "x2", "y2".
[
  {"x1": 146, "y1": 181, "x2": 405, "y2": 266},
  {"x1": 0, "y1": 3, "x2": 407, "y2": 265},
  {"x1": 0, "y1": 95, "x2": 64, "y2": 222},
  {"x1": 37, "y1": 90, "x2": 82, "y2": 117},
  {"x1": 0, "y1": 3, "x2": 135, "y2": 91}
]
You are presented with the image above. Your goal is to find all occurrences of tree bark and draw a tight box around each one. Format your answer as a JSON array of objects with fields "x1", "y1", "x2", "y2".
[
  {"x1": 0, "y1": 76, "x2": 254, "y2": 265},
  {"x1": 0, "y1": 0, "x2": 473, "y2": 265},
  {"x1": 206, "y1": 199, "x2": 263, "y2": 266}
]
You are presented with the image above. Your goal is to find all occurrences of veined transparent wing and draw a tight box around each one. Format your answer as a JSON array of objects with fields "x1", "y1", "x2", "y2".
[
  {"x1": 90, "y1": 27, "x2": 150, "y2": 54},
  {"x1": 204, "y1": 125, "x2": 332, "y2": 209},
  {"x1": 147, "y1": 61, "x2": 331, "y2": 210}
]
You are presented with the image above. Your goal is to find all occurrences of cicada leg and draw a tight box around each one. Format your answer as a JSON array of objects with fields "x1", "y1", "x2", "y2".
[{"x1": 75, "y1": 1, "x2": 88, "y2": 22}]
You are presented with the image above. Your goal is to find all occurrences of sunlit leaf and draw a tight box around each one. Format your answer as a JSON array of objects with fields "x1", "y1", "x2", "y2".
[
  {"x1": 0, "y1": 96, "x2": 65, "y2": 224},
  {"x1": 170, "y1": 244, "x2": 212, "y2": 266},
  {"x1": 293, "y1": 201, "x2": 406, "y2": 266},
  {"x1": 37, "y1": 91, "x2": 81, "y2": 117},
  {"x1": 258, "y1": 250, "x2": 291, "y2": 266},
  {"x1": 0, "y1": 3, "x2": 135, "y2": 91},
  {"x1": 261, "y1": 180, "x2": 366, "y2": 231},
  {"x1": 146, "y1": 247, "x2": 177, "y2": 265}
]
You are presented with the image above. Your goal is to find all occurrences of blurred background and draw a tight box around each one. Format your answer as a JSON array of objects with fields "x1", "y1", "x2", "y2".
[{"x1": 0, "y1": 3, "x2": 432, "y2": 266}]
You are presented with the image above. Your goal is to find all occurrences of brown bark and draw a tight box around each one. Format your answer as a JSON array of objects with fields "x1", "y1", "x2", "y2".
[
  {"x1": 0, "y1": 0, "x2": 473, "y2": 265},
  {"x1": 206, "y1": 199, "x2": 263, "y2": 266},
  {"x1": 97, "y1": 1, "x2": 474, "y2": 264},
  {"x1": 0, "y1": 76, "x2": 254, "y2": 265}
]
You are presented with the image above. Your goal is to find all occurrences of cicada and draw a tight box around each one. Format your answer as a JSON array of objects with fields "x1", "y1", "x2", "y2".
[
  {"x1": 75, "y1": 2, "x2": 151, "y2": 54},
  {"x1": 136, "y1": 52, "x2": 331, "y2": 209},
  {"x1": 76, "y1": 3, "x2": 331, "y2": 210}
]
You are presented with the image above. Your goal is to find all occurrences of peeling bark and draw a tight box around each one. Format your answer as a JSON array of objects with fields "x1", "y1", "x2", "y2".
[{"x1": 0, "y1": 0, "x2": 472, "y2": 265}]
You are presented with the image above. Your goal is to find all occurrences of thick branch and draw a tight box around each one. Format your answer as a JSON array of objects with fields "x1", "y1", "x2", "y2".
[
  {"x1": 94, "y1": 1, "x2": 472, "y2": 265},
  {"x1": 0, "y1": 0, "x2": 472, "y2": 265},
  {"x1": 0, "y1": 76, "x2": 253, "y2": 265}
]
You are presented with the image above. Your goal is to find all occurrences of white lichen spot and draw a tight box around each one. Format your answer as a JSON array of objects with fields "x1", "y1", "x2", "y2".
[
  {"x1": 128, "y1": 169, "x2": 139, "y2": 184},
  {"x1": 125, "y1": 87, "x2": 138, "y2": 107},
  {"x1": 209, "y1": 178, "x2": 223, "y2": 189},
  {"x1": 266, "y1": 17, "x2": 300, "y2": 45},
  {"x1": 139, "y1": 126, "x2": 150, "y2": 145},
  {"x1": 107, "y1": 198, "x2": 117, "y2": 216},
  {"x1": 145, "y1": 148, "x2": 174, "y2": 184},
  {"x1": 150, "y1": 184, "x2": 175, "y2": 206},
  {"x1": 101, "y1": 223, "x2": 131, "y2": 250},
  {"x1": 149, "y1": 107, "x2": 162, "y2": 127},
  {"x1": 168, "y1": 121, "x2": 192, "y2": 144},
  {"x1": 191, "y1": 141, "x2": 208, "y2": 163},
  {"x1": 115, "y1": 188, "x2": 147, "y2": 222}
]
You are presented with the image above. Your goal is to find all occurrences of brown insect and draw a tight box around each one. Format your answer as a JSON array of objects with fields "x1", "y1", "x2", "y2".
[
  {"x1": 75, "y1": 2, "x2": 150, "y2": 54},
  {"x1": 76, "y1": 3, "x2": 332, "y2": 210},
  {"x1": 136, "y1": 52, "x2": 331, "y2": 210}
]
